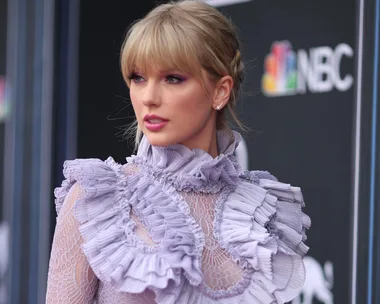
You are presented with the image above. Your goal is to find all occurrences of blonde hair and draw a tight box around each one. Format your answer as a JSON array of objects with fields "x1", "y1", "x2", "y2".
[{"x1": 120, "y1": 0, "x2": 244, "y2": 146}]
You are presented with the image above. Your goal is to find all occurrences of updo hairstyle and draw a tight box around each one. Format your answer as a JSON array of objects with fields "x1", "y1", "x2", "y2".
[{"x1": 120, "y1": 0, "x2": 245, "y2": 145}]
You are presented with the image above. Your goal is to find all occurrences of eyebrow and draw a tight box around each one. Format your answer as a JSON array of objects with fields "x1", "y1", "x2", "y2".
[{"x1": 157, "y1": 68, "x2": 192, "y2": 76}]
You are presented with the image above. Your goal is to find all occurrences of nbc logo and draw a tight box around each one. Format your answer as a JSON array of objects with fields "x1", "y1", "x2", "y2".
[
  {"x1": 262, "y1": 41, "x2": 354, "y2": 97},
  {"x1": 262, "y1": 41, "x2": 297, "y2": 96}
]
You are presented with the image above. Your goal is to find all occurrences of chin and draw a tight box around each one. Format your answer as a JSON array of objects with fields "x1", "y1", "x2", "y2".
[{"x1": 144, "y1": 132, "x2": 177, "y2": 147}]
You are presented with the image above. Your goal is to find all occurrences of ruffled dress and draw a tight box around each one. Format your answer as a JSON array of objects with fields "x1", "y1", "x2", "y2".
[{"x1": 46, "y1": 131, "x2": 310, "y2": 304}]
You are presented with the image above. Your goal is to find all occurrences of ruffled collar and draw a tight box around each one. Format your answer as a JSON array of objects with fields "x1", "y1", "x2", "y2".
[{"x1": 127, "y1": 131, "x2": 243, "y2": 193}]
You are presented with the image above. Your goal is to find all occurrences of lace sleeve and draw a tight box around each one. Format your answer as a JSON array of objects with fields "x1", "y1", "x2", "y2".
[{"x1": 46, "y1": 183, "x2": 99, "y2": 303}]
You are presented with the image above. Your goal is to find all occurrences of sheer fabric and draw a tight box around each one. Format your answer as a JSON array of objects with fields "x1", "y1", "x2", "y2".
[
  {"x1": 180, "y1": 192, "x2": 244, "y2": 293},
  {"x1": 46, "y1": 183, "x2": 245, "y2": 303},
  {"x1": 46, "y1": 182, "x2": 158, "y2": 304},
  {"x1": 46, "y1": 131, "x2": 310, "y2": 303},
  {"x1": 96, "y1": 282, "x2": 156, "y2": 304},
  {"x1": 46, "y1": 184, "x2": 98, "y2": 303}
]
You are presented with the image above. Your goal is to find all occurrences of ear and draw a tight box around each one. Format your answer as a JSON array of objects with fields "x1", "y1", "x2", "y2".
[{"x1": 212, "y1": 75, "x2": 234, "y2": 110}]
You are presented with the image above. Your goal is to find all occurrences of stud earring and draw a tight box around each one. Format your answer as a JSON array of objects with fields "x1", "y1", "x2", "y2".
[{"x1": 216, "y1": 104, "x2": 223, "y2": 111}]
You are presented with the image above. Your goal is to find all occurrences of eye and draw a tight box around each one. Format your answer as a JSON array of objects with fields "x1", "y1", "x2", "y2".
[
  {"x1": 166, "y1": 75, "x2": 185, "y2": 84},
  {"x1": 128, "y1": 73, "x2": 145, "y2": 83}
]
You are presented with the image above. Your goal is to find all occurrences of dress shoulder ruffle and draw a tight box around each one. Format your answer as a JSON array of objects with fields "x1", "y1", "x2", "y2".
[
  {"x1": 215, "y1": 170, "x2": 311, "y2": 303},
  {"x1": 54, "y1": 156, "x2": 310, "y2": 304},
  {"x1": 53, "y1": 157, "x2": 203, "y2": 302}
]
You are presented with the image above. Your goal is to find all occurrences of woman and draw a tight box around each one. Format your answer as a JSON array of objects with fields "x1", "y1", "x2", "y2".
[{"x1": 46, "y1": 1, "x2": 310, "y2": 303}]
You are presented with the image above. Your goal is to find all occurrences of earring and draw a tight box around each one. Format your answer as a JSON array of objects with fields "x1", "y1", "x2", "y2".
[{"x1": 216, "y1": 104, "x2": 223, "y2": 111}]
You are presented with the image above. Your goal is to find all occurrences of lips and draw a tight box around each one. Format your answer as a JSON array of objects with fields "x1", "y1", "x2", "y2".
[
  {"x1": 143, "y1": 114, "x2": 168, "y2": 131},
  {"x1": 144, "y1": 114, "x2": 168, "y2": 123}
]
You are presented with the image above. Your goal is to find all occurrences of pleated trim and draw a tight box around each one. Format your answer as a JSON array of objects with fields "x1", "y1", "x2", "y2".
[
  {"x1": 54, "y1": 157, "x2": 205, "y2": 303},
  {"x1": 54, "y1": 158, "x2": 118, "y2": 215},
  {"x1": 125, "y1": 166, "x2": 205, "y2": 287},
  {"x1": 127, "y1": 131, "x2": 242, "y2": 193},
  {"x1": 215, "y1": 173, "x2": 311, "y2": 304},
  {"x1": 53, "y1": 150, "x2": 310, "y2": 304}
]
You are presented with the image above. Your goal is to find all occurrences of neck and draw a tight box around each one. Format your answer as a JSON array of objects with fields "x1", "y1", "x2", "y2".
[
  {"x1": 179, "y1": 121, "x2": 219, "y2": 158},
  {"x1": 207, "y1": 128, "x2": 219, "y2": 158}
]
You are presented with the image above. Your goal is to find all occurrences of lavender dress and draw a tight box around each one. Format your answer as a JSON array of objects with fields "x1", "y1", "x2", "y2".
[{"x1": 46, "y1": 131, "x2": 310, "y2": 304}]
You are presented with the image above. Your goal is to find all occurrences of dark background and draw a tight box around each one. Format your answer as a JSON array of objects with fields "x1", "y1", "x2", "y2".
[{"x1": 0, "y1": 0, "x2": 7, "y2": 221}]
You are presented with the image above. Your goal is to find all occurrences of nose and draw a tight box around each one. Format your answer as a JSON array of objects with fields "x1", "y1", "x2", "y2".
[{"x1": 142, "y1": 81, "x2": 161, "y2": 107}]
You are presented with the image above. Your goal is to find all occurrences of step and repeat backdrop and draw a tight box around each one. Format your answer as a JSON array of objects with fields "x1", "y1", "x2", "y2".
[{"x1": 212, "y1": 0, "x2": 356, "y2": 303}]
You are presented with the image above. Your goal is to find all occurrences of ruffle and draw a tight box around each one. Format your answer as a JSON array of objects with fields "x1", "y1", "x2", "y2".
[
  {"x1": 54, "y1": 157, "x2": 204, "y2": 302},
  {"x1": 240, "y1": 170, "x2": 278, "y2": 183},
  {"x1": 127, "y1": 131, "x2": 242, "y2": 193},
  {"x1": 53, "y1": 133, "x2": 310, "y2": 303},
  {"x1": 216, "y1": 173, "x2": 311, "y2": 304},
  {"x1": 54, "y1": 158, "x2": 118, "y2": 215},
  {"x1": 124, "y1": 167, "x2": 204, "y2": 287}
]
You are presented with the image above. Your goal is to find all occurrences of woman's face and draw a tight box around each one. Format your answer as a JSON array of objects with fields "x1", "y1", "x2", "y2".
[{"x1": 129, "y1": 65, "x2": 219, "y2": 150}]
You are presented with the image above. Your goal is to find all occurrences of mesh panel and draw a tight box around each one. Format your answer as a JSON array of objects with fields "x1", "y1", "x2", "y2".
[
  {"x1": 131, "y1": 212, "x2": 156, "y2": 246},
  {"x1": 181, "y1": 192, "x2": 243, "y2": 291},
  {"x1": 46, "y1": 164, "x2": 245, "y2": 303},
  {"x1": 46, "y1": 184, "x2": 99, "y2": 303},
  {"x1": 96, "y1": 282, "x2": 156, "y2": 304}
]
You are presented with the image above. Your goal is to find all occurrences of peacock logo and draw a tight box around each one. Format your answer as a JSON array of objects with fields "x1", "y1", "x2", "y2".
[
  {"x1": 262, "y1": 41, "x2": 298, "y2": 97},
  {"x1": 292, "y1": 256, "x2": 334, "y2": 304}
]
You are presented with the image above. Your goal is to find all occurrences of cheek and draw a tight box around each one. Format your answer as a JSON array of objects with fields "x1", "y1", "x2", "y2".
[
  {"x1": 130, "y1": 89, "x2": 137, "y2": 105},
  {"x1": 190, "y1": 89, "x2": 212, "y2": 113},
  {"x1": 130, "y1": 91, "x2": 141, "y2": 114},
  {"x1": 172, "y1": 92, "x2": 211, "y2": 123}
]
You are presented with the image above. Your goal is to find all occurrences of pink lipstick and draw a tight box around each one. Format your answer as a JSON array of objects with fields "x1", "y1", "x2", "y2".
[{"x1": 144, "y1": 114, "x2": 168, "y2": 131}]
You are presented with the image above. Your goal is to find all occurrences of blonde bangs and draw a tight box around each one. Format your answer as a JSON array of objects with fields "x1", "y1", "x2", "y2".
[
  {"x1": 119, "y1": 0, "x2": 245, "y2": 146},
  {"x1": 121, "y1": 18, "x2": 202, "y2": 86}
]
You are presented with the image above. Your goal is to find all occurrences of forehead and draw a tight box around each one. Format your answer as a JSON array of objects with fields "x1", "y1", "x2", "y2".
[{"x1": 129, "y1": 49, "x2": 200, "y2": 76}]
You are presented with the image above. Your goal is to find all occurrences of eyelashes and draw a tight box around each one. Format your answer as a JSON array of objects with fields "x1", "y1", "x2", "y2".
[
  {"x1": 128, "y1": 73, "x2": 144, "y2": 83},
  {"x1": 128, "y1": 72, "x2": 186, "y2": 84},
  {"x1": 166, "y1": 75, "x2": 186, "y2": 84}
]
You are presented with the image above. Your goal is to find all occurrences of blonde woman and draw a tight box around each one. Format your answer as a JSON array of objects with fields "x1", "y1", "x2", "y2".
[{"x1": 46, "y1": 1, "x2": 310, "y2": 303}]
